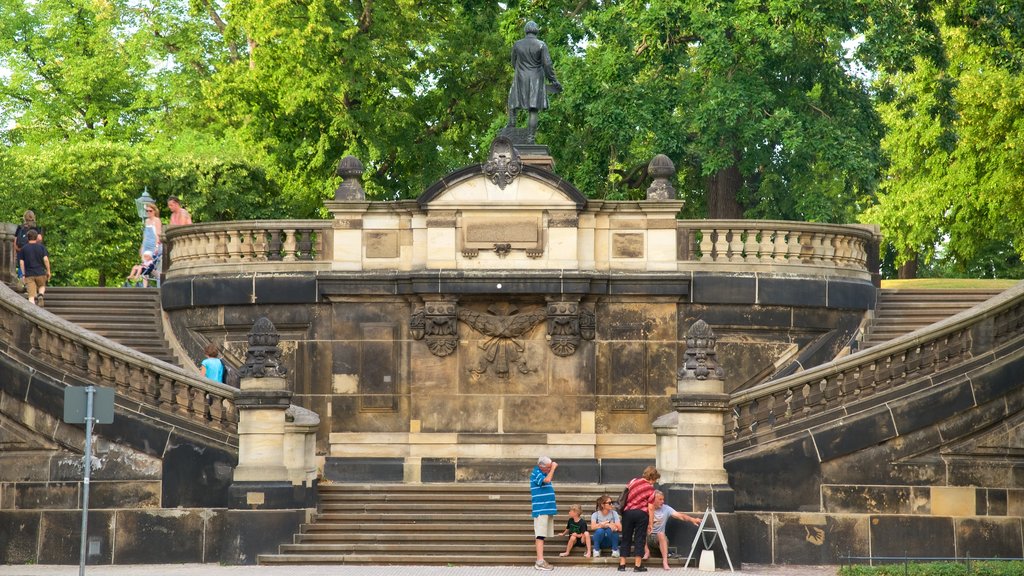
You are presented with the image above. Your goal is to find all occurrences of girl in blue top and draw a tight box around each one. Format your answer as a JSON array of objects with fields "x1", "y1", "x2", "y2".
[{"x1": 200, "y1": 342, "x2": 225, "y2": 382}]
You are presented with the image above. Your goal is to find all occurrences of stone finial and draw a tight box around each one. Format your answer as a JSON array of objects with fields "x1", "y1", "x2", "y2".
[
  {"x1": 238, "y1": 317, "x2": 288, "y2": 378},
  {"x1": 334, "y1": 155, "x2": 365, "y2": 200},
  {"x1": 677, "y1": 319, "x2": 724, "y2": 381},
  {"x1": 646, "y1": 154, "x2": 677, "y2": 200}
]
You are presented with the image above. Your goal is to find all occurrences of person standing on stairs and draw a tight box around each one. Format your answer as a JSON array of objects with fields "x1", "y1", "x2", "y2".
[
  {"x1": 18, "y1": 229, "x2": 50, "y2": 307},
  {"x1": 530, "y1": 456, "x2": 558, "y2": 571}
]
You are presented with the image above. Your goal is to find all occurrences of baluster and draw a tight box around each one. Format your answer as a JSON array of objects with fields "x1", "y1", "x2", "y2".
[
  {"x1": 774, "y1": 230, "x2": 789, "y2": 261},
  {"x1": 712, "y1": 229, "x2": 729, "y2": 263},
  {"x1": 297, "y1": 229, "x2": 314, "y2": 260},
  {"x1": 820, "y1": 375, "x2": 838, "y2": 411},
  {"x1": 747, "y1": 398, "x2": 761, "y2": 436},
  {"x1": 145, "y1": 373, "x2": 162, "y2": 404},
  {"x1": 754, "y1": 229, "x2": 772, "y2": 262},
  {"x1": 267, "y1": 230, "x2": 283, "y2": 261},
  {"x1": 129, "y1": 366, "x2": 148, "y2": 401},
  {"x1": 208, "y1": 394, "x2": 225, "y2": 426},
  {"x1": 171, "y1": 381, "x2": 189, "y2": 415},
  {"x1": 794, "y1": 231, "x2": 811, "y2": 263},
  {"x1": 698, "y1": 228, "x2": 714, "y2": 262},
  {"x1": 250, "y1": 229, "x2": 269, "y2": 261},
  {"x1": 159, "y1": 376, "x2": 174, "y2": 409},
  {"x1": 98, "y1": 354, "x2": 114, "y2": 386},
  {"x1": 226, "y1": 229, "x2": 243, "y2": 262},
  {"x1": 813, "y1": 234, "x2": 831, "y2": 267},
  {"x1": 743, "y1": 229, "x2": 760, "y2": 263},
  {"x1": 86, "y1": 349, "x2": 100, "y2": 380},
  {"x1": 282, "y1": 229, "x2": 298, "y2": 262},
  {"x1": 728, "y1": 228, "x2": 745, "y2": 263}
]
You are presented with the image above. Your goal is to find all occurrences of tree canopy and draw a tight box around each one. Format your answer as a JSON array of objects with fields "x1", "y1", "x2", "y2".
[{"x1": 1, "y1": 0, "x2": 1023, "y2": 282}]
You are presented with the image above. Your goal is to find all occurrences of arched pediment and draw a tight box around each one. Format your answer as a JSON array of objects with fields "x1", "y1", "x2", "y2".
[{"x1": 417, "y1": 164, "x2": 587, "y2": 211}]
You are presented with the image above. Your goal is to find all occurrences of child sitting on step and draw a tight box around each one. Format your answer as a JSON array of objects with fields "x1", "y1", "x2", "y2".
[{"x1": 558, "y1": 504, "x2": 593, "y2": 558}]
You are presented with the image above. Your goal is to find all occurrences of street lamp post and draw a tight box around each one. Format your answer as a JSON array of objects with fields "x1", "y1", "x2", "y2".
[{"x1": 134, "y1": 186, "x2": 155, "y2": 220}]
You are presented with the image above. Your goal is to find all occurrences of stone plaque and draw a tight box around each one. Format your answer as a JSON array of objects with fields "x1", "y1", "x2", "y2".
[
  {"x1": 365, "y1": 230, "x2": 399, "y2": 258},
  {"x1": 612, "y1": 233, "x2": 644, "y2": 258},
  {"x1": 464, "y1": 217, "x2": 541, "y2": 250}
]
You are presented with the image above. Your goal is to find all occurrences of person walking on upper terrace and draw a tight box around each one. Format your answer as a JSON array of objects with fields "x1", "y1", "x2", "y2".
[
  {"x1": 18, "y1": 230, "x2": 50, "y2": 307},
  {"x1": 530, "y1": 456, "x2": 558, "y2": 571},
  {"x1": 141, "y1": 203, "x2": 162, "y2": 259},
  {"x1": 13, "y1": 210, "x2": 43, "y2": 285},
  {"x1": 167, "y1": 196, "x2": 192, "y2": 226}
]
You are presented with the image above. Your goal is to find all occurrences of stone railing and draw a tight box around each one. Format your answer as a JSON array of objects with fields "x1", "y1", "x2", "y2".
[
  {"x1": 678, "y1": 220, "x2": 881, "y2": 280},
  {"x1": 163, "y1": 220, "x2": 332, "y2": 277},
  {"x1": 0, "y1": 281, "x2": 238, "y2": 441},
  {"x1": 726, "y1": 280, "x2": 1024, "y2": 451},
  {"x1": 0, "y1": 223, "x2": 16, "y2": 287}
]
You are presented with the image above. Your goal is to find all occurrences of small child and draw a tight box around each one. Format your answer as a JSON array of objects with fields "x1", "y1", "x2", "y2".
[
  {"x1": 199, "y1": 342, "x2": 225, "y2": 383},
  {"x1": 125, "y1": 251, "x2": 156, "y2": 287},
  {"x1": 558, "y1": 503, "x2": 593, "y2": 558}
]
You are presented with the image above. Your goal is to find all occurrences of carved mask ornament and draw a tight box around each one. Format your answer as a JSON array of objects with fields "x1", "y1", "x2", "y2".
[
  {"x1": 546, "y1": 301, "x2": 596, "y2": 357},
  {"x1": 409, "y1": 301, "x2": 459, "y2": 357},
  {"x1": 678, "y1": 319, "x2": 724, "y2": 381}
]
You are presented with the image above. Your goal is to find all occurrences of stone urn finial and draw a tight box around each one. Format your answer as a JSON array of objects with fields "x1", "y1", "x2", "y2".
[
  {"x1": 646, "y1": 154, "x2": 677, "y2": 200},
  {"x1": 677, "y1": 319, "x2": 724, "y2": 381},
  {"x1": 334, "y1": 155, "x2": 365, "y2": 200},
  {"x1": 238, "y1": 316, "x2": 288, "y2": 378}
]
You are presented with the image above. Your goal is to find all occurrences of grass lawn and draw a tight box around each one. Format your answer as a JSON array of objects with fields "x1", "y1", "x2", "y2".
[{"x1": 881, "y1": 278, "x2": 1021, "y2": 289}]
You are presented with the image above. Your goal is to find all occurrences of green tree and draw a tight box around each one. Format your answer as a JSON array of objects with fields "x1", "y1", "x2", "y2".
[
  {"x1": 864, "y1": 26, "x2": 1024, "y2": 277},
  {"x1": 504, "y1": 0, "x2": 944, "y2": 221}
]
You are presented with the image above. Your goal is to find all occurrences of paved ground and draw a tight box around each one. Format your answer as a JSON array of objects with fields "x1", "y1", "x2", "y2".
[{"x1": 0, "y1": 564, "x2": 840, "y2": 576}]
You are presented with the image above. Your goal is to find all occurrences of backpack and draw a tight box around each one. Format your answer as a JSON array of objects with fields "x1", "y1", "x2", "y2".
[
  {"x1": 15, "y1": 225, "x2": 43, "y2": 249},
  {"x1": 221, "y1": 362, "x2": 238, "y2": 387},
  {"x1": 615, "y1": 480, "x2": 633, "y2": 512}
]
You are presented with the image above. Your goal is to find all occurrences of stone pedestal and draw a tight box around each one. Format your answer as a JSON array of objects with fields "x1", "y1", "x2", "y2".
[
  {"x1": 655, "y1": 319, "x2": 734, "y2": 512},
  {"x1": 229, "y1": 317, "x2": 318, "y2": 509}
]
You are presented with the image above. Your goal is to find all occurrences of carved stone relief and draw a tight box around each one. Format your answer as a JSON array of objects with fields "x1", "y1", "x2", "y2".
[
  {"x1": 409, "y1": 301, "x2": 459, "y2": 357},
  {"x1": 410, "y1": 299, "x2": 596, "y2": 378},
  {"x1": 546, "y1": 300, "x2": 596, "y2": 357},
  {"x1": 483, "y1": 136, "x2": 522, "y2": 190}
]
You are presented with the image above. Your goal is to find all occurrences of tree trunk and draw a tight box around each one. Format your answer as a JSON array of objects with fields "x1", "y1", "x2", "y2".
[
  {"x1": 707, "y1": 162, "x2": 744, "y2": 219},
  {"x1": 897, "y1": 256, "x2": 918, "y2": 279}
]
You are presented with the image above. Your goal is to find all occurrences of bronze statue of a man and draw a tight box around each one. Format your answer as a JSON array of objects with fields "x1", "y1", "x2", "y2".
[{"x1": 507, "y1": 21, "x2": 561, "y2": 144}]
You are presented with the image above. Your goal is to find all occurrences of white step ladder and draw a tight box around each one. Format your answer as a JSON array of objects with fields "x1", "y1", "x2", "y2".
[{"x1": 683, "y1": 507, "x2": 734, "y2": 572}]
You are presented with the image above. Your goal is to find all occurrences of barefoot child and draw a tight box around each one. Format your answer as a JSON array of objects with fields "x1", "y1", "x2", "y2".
[{"x1": 558, "y1": 504, "x2": 593, "y2": 558}]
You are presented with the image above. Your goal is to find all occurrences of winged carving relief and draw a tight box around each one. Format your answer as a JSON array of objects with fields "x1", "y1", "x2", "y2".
[{"x1": 410, "y1": 299, "x2": 595, "y2": 378}]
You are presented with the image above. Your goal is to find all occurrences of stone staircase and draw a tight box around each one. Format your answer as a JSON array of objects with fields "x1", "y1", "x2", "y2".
[
  {"x1": 40, "y1": 287, "x2": 181, "y2": 366},
  {"x1": 860, "y1": 288, "x2": 1006, "y2": 349},
  {"x1": 259, "y1": 483, "x2": 682, "y2": 567}
]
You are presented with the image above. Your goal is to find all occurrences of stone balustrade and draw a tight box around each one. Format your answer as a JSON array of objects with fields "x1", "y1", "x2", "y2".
[
  {"x1": 163, "y1": 220, "x2": 332, "y2": 276},
  {"x1": 0, "y1": 223, "x2": 16, "y2": 287},
  {"x1": 726, "y1": 280, "x2": 1024, "y2": 451},
  {"x1": 0, "y1": 281, "x2": 238, "y2": 439},
  {"x1": 677, "y1": 220, "x2": 881, "y2": 279},
  {"x1": 157, "y1": 218, "x2": 879, "y2": 280}
]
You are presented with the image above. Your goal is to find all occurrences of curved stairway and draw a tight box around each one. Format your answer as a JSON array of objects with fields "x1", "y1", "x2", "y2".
[
  {"x1": 860, "y1": 288, "x2": 1006, "y2": 348},
  {"x1": 40, "y1": 286, "x2": 181, "y2": 366},
  {"x1": 258, "y1": 483, "x2": 673, "y2": 567}
]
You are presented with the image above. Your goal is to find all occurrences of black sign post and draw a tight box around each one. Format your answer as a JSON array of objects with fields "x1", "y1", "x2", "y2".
[{"x1": 64, "y1": 386, "x2": 114, "y2": 576}]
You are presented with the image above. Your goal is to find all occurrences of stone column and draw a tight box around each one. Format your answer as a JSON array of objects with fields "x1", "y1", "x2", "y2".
[
  {"x1": 654, "y1": 319, "x2": 734, "y2": 509},
  {"x1": 229, "y1": 317, "x2": 317, "y2": 509}
]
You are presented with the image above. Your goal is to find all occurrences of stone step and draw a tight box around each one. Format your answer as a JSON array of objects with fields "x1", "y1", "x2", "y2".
[
  {"x1": 41, "y1": 286, "x2": 180, "y2": 367},
  {"x1": 259, "y1": 553, "x2": 669, "y2": 566},
  {"x1": 279, "y1": 543, "x2": 621, "y2": 555}
]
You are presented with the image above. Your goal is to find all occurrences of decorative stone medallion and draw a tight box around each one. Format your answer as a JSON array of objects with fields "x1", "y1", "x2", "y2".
[{"x1": 483, "y1": 136, "x2": 522, "y2": 190}]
